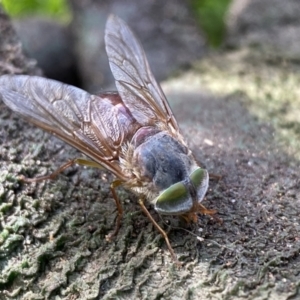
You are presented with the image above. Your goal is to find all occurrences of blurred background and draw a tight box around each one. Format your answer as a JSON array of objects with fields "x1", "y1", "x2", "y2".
[
  {"x1": 2, "y1": 0, "x2": 300, "y2": 93},
  {"x1": 1, "y1": 0, "x2": 232, "y2": 92}
]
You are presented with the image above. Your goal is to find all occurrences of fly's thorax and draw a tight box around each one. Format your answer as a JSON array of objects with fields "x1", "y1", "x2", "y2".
[{"x1": 129, "y1": 128, "x2": 197, "y2": 199}]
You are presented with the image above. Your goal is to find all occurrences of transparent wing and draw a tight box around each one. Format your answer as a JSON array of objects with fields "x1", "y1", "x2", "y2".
[
  {"x1": 105, "y1": 14, "x2": 179, "y2": 132},
  {"x1": 0, "y1": 75, "x2": 131, "y2": 180}
]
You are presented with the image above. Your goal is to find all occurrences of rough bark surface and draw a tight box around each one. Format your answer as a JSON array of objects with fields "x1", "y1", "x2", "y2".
[{"x1": 0, "y1": 7, "x2": 41, "y2": 76}]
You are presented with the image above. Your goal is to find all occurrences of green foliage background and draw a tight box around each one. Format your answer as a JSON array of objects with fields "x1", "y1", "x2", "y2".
[
  {"x1": 192, "y1": 0, "x2": 232, "y2": 47},
  {"x1": 1, "y1": 0, "x2": 232, "y2": 46},
  {"x1": 1, "y1": 0, "x2": 71, "y2": 23}
]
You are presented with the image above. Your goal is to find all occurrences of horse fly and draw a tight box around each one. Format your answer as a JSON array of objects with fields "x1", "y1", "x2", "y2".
[{"x1": 0, "y1": 15, "x2": 217, "y2": 265}]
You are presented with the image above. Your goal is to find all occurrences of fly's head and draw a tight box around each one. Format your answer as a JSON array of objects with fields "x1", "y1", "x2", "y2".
[
  {"x1": 128, "y1": 129, "x2": 210, "y2": 220},
  {"x1": 154, "y1": 167, "x2": 209, "y2": 219}
]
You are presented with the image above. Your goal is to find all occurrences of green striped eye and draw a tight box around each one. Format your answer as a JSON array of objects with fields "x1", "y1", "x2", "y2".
[
  {"x1": 154, "y1": 181, "x2": 192, "y2": 215},
  {"x1": 154, "y1": 168, "x2": 209, "y2": 215},
  {"x1": 190, "y1": 168, "x2": 209, "y2": 203}
]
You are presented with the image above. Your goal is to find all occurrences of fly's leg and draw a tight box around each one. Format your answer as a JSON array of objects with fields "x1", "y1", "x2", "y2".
[
  {"x1": 181, "y1": 203, "x2": 222, "y2": 224},
  {"x1": 20, "y1": 158, "x2": 104, "y2": 183},
  {"x1": 198, "y1": 203, "x2": 218, "y2": 216},
  {"x1": 197, "y1": 203, "x2": 223, "y2": 224},
  {"x1": 209, "y1": 173, "x2": 222, "y2": 181},
  {"x1": 138, "y1": 199, "x2": 181, "y2": 266},
  {"x1": 105, "y1": 180, "x2": 124, "y2": 242}
]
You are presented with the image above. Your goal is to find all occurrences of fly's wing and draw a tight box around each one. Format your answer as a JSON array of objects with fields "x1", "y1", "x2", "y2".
[
  {"x1": 0, "y1": 75, "x2": 129, "y2": 180},
  {"x1": 105, "y1": 14, "x2": 179, "y2": 132}
]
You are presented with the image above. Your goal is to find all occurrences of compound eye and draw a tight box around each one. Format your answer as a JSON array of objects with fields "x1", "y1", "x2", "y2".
[
  {"x1": 190, "y1": 168, "x2": 209, "y2": 203},
  {"x1": 154, "y1": 182, "x2": 192, "y2": 215}
]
